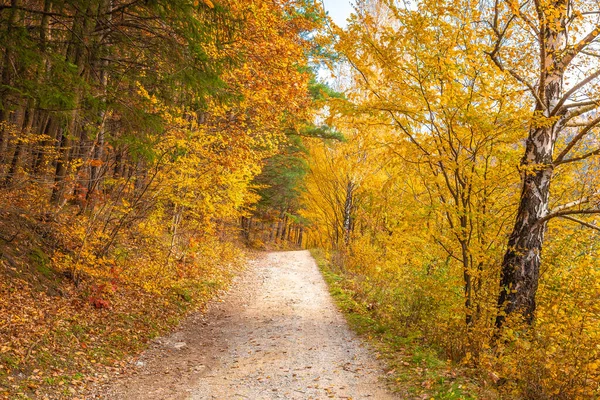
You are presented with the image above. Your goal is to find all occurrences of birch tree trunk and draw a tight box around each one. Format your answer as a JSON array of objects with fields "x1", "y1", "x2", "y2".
[
  {"x1": 343, "y1": 180, "x2": 354, "y2": 246},
  {"x1": 495, "y1": 8, "x2": 567, "y2": 327}
]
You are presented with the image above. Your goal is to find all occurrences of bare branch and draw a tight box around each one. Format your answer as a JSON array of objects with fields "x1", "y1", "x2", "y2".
[
  {"x1": 566, "y1": 121, "x2": 597, "y2": 127},
  {"x1": 549, "y1": 190, "x2": 600, "y2": 214},
  {"x1": 552, "y1": 69, "x2": 600, "y2": 116},
  {"x1": 555, "y1": 147, "x2": 600, "y2": 165},
  {"x1": 564, "y1": 104, "x2": 599, "y2": 122},
  {"x1": 559, "y1": 25, "x2": 600, "y2": 71},
  {"x1": 581, "y1": 50, "x2": 600, "y2": 58},
  {"x1": 487, "y1": 51, "x2": 545, "y2": 109},
  {"x1": 486, "y1": 6, "x2": 546, "y2": 109},
  {"x1": 558, "y1": 215, "x2": 600, "y2": 231},
  {"x1": 0, "y1": 5, "x2": 67, "y2": 17},
  {"x1": 540, "y1": 208, "x2": 600, "y2": 225},
  {"x1": 0, "y1": 233, "x2": 17, "y2": 243},
  {"x1": 533, "y1": 191, "x2": 600, "y2": 227},
  {"x1": 433, "y1": 236, "x2": 462, "y2": 263},
  {"x1": 344, "y1": 57, "x2": 431, "y2": 157},
  {"x1": 563, "y1": 100, "x2": 599, "y2": 109},
  {"x1": 519, "y1": 10, "x2": 541, "y2": 37},
  {"x1": 569, "y1": 11, "x2": 600, "y2": 24},
  {"x1": 554, "y1": 115, "x2": 600, "y2": 163}
]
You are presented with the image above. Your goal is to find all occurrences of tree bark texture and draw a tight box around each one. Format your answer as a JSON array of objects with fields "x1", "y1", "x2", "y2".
[{"x1": 495, "y1": 9, "x2": 568, "y2": 327}]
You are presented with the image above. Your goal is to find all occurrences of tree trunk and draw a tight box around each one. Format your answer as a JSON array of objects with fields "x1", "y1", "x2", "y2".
[
  {"x1": 343, "y1": 180, "x2": 354, "y2": 246},
  {"x1": 0, "y1": 0, "x2": 18, "y2": 110},
  {"x1": 495, "y1": 127, "x2": 554, "y2": 326},
  {"x1": 241, "y1": 216, "x2": 250, "y2": 241},
  {"x1": 87, "y1": 0, "x2": 112, "y2": 201},
  {"x1": 275, "y1": 218, "x2": 283, "y2": 243},
  {"x1": 113, "y1": 149, "x2": 123, "y2": 178},
  {"x1": 280, "y1": 214, "x2": 288, "y2": 242},
  {"x1": 32, "y1": 114, "x2": 53, "y2": 174},
  {"x1": 0, "y1": 0, "x2": 19, "y2": 165},
  {"x1": 50, "y1": 2, "x2": 92, "y2": 205},
  {"x1": 495, "y1": 17, "x2": 566, "y2": 327},
  {"x1": 50, "y1": 125, "x2": 72, "y2": 204},
  {"x1": 4, "y1": 105, "x2": 33, "y2": 186}
]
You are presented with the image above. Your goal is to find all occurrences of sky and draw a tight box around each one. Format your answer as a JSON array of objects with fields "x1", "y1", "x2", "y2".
[
  {"x1": 321, "y1": 0, "x2": 355, "y2": 28},
  {"x1": 316, "y1": 0, "x2": 355, "y2": 85}
]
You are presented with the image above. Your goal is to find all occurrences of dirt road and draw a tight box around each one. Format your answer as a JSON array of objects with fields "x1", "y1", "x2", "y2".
[{"x1": 101, "y1": 250, "x2": 395, "y2": 399}]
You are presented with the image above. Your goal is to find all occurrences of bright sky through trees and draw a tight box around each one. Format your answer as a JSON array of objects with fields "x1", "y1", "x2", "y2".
[
  {"x1": 318, "y1": 0, "x2": 354, "y2": 83},
  {"x1": 321, "y1": 0, "x2": 354, "y2": 27}
]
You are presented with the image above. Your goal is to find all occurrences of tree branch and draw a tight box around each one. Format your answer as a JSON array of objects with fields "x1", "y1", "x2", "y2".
[
  {"x1": 563, "y1": 100, "x2": 599, "y2": 110},
  {"x1": 554, "y1": 115, "x2": 600, "y2": 163},
  {"x1": 559, "y1": 25, "x2": 600, "y2": 71},
  {"x1": 564, "y1": 104, "x2": 599, "y2": 122},
  {"x1": 552, "y1": 69, "x2": 600, "y2": 116},
  {"x1": 345, "y1": 57, "x2": 430, "y2": 157},
  {"x1": 487, "y1": 50, "x2": 545, "y2": 109},
  {"x1": 555, "y1": 147, "x2": 600, "y2": 165},
  {"x1": 0, "y1": 5, "x2": 67, "y2": 17},
  {"x1": 539, "y1": 209, "x2": 600, "y2": 226},
  {"x1": 486, "y1": 7, "x2": 545, "y2": 109},
  {"x1": 549, "y1": 190, "x2": 600, "y2": 215},
  {"x1": 558, "y1": 215, "x2": 600, "y2": 232}
]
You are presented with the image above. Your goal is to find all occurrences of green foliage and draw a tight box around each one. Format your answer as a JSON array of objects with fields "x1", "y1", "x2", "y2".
[
  {"x1": 29, "y1": 248, "x2": 53, "y2": 278},
  {"x1": 308, "y1": 80, "x2": 345, "y2": 101},
  {"x1": 298, "y1": 125, "x2": 345, "y2": 141}
]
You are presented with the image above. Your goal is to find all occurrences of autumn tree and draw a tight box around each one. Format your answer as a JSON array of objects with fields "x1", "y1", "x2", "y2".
[
  {"x1": 486, "y1": 0, "x2": 600, "y2": 327},
  {"x1": 327, "y1": 0, "x2": 524, "y2": 325},
  {"x1": 301, "y1": 0, "x2": 600, "y2": 395},
  {"x1": 0, "y1": 0, "x2": 326, "y2": 285},
  {"x1": 244, "y1": 77, "x2": 343, "y2": 247}
]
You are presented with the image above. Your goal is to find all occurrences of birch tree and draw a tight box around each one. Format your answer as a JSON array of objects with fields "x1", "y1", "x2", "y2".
[{"x1": 487, "y1": 0, "x2": 600, "y2": 327}]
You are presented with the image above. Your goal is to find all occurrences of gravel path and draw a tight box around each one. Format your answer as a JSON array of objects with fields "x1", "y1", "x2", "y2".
[{"x1": 101, "y1": 250, "x2": 395, "y2": 399}]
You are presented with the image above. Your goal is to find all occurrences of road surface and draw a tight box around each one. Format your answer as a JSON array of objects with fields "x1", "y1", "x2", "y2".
[{"x1": 101, "y1": 251, "x2": 395, "y2": 400}]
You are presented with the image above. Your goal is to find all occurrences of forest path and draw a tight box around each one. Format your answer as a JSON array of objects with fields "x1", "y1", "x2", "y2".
[{"x1": 100, "y1": 250, "x2": 395, "y2": 399}]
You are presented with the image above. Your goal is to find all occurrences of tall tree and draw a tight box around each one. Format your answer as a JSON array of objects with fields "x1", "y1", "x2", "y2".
[
  {"x1": 330, "y1": 0, "x2": 524, "y2": 324},
  {"x1": 487, "y1": 0, "x2": 600, "y2": 327}
]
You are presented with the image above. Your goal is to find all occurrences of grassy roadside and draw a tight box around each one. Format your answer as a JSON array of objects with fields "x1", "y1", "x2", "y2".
[{"x1": 311, "y1": 249, "x2": 489, "y2": 400}]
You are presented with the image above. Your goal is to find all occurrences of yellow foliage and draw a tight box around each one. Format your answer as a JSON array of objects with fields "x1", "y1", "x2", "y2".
[{"x1": 302, "y1": 0, "x2": 600, "y2": 397}]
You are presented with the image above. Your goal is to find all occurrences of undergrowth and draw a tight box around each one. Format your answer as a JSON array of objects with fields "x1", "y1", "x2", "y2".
[
  {"x1": 0, "y1": 199, "x2": 241, "y2": 400},
  {"x1": 312, "y1": 248, "x2": 493, "y2": 400}
]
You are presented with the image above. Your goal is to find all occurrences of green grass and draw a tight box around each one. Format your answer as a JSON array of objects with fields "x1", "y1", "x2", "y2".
[
  {"x1": 312, "y1": 249, "x2": 476, "y2": 400},
  {"x1": 29, "y1": 247, "x2": 53, "y2": 278}
]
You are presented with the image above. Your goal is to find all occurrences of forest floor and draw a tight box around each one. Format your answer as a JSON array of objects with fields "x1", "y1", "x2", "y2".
[{"x1": 94, "y1": 250, "x2": 396, "y2": 399}]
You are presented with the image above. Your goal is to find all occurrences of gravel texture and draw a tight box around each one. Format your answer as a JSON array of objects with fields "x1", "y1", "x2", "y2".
[{"x1": 100, "y1": 250, "x2": 395, "y2": 400}]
